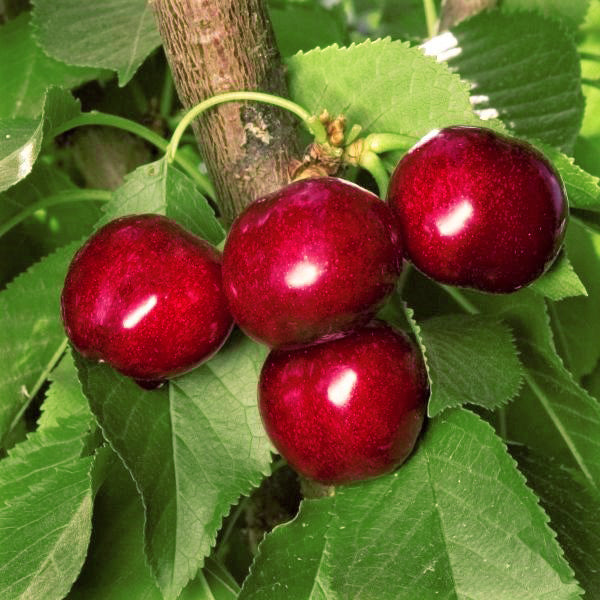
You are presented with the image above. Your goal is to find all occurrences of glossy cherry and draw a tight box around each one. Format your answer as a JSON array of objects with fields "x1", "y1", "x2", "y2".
[
  {"x1": 222, "y1": 177, "x2": 402, "y2": 348},
  {"x1": 61, "y1": 214, "x2": 233, "y2": 381},
  {"x1": 387, "y1": 126, "x2": 568, "y2": 293},
  {"x1": 259, "y1": 323, "x2": 429, "y2": 484}
]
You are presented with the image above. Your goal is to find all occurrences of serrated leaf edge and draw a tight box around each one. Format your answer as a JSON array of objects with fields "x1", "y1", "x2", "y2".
[
  {"x1": 448, "y1": 408, "x2": 583, "y2": 597},
  {"x1": 29, "y1": 0, "x2": 159, "y2": 86}
]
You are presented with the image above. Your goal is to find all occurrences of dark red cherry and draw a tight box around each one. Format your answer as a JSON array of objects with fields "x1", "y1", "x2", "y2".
[
  {"x1": 222, "y1": 177, "x2": 402, "y2": 348},
  {"x1": 387, "y1": 126, "x2": 568, "y2": 293},
  {"x1": 259, "y1": 323, "x2": 428, "y2": 485},
  {"x1": 61, "y1": 214, "x2": 233, "y2": 381}
]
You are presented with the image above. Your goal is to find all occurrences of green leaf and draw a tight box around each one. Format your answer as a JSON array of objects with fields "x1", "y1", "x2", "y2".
[
  {"x1": 550, "y1": 219, "x2": 600, "y2": 379},
  {"x1": 531, "y1": 251, "x2": 587, "y2": 301},
  {"x1": 31, "y1": 0, "x2": 162, "y2": 86},
  {"x1": 579, "y1": 2, "x2": 600, "y2": 141},
  {"x1": 0, "y1": 118, "x2": 43, "y2": 194},
  {"x1": 240, "y1": 497, "x2": 332, "y2": 599},
  {"x1": 511, "y1": 340, "x2": 600, "y2": 490},
  {"x1": 0, "y1": 163, "x2": 101, "y2": 288},
  {"x1": 537, "y1": 143, "x2": 600, "y2": 212},
  {"x1": 98, "y1": 158, "x2": 225, "y2": 245},
  {"x1": 0, "y1": 241, "x2": 77, "y2": 447},
  {"x1": 241, "y1": 409, "x2": 581, "y2": 600},
  {"x1": 199, "y1": 559, "x2": 240, "y2": 600},
  {"x1": 379, "y1": 0, "x2": 432, "y2": 41},
  {"x1": 76, "y1": 331, "x2": 272, "y2": 599},
  {"x1": 0, "y1": 355, "x2": 94, "y2": 600},
  {"x1": 69, "y1": 450, "x2": 162, "y2": 600},
  {"x1": 69, "y1": 449, "x2": 239, "y2": 600},
  {"x1": 445, "y1": 11, "x2": 584, "y2": 152},
  {"x1": 574, "y1": 135, "x2": 600, "y2": 179},
  {"x1": 0, "y1": 14, "x2": 98, "y2": 119},
  {"x1": 512, "y1": 445, "x2": 600, "y2": 599},
  {"x1": 269, "y1": 1, "x2": 347, "y2": 56},
  {"x1": 418, "y1": 314, "x2": 523, "y2": 417},
  {"x1": 466, "y1": 288, "x2": 600, "y2": 491},
  {"x1": 38, "y1": 352, "x2": 90, "y2": 431},
  {"x1": 0, "y1": 162, "x2": 102, "y2": 248},
  {"x1": 287, "y1": 38, "x2": 483, "y2": 139},
  {"x1": 0, "y1": 87, "x2": 80, "y2": 193},
  {"x1": 502, "y1": 0, "x2": 590, "y2": 27}
]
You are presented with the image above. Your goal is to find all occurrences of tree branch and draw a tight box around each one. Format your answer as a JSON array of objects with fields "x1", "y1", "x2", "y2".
[
  {"x1": 438, "y1": 0, "x2": 496, "y2": 31},
  {"x1": 152, "y1": 0, "x2": 301, "y2": 222}
]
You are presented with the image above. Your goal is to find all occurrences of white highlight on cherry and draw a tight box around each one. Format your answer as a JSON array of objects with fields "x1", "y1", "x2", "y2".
[
  {"x1": 436, "y1": 200, "x2": 474, "y2": 236},
  {"x1": 285, "y1": 261, "x2": 321, "y2": 288},
  {"x1": 328, "y1": 368, "x2": 358, "y2": 407},
  {"x1": 123, "y1": 295, "x2": 158, "y2": 329},
  {"x1": 409, "y1": 129, "x2": 440, "y2": 153}
]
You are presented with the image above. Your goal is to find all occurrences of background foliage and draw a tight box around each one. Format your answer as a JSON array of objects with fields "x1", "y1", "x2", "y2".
[{"x1": 1, "y1": 0, "x2": 599, "y2": 598}]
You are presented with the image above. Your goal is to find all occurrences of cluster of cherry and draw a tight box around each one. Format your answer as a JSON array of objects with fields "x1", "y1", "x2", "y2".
[{"x1": 61, "y1": 125, "x2": 567, "y2": 484}]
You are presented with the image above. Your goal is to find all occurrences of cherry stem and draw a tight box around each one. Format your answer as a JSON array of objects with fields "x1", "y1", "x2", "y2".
[
  {"x1": 0, "y1": 189, "x2": 112, "y2": 239},
  {"x1": 422, "y1": 0, "x2": 438, "y2": 38},
  {"x1": 166, "y1": 91, "x2": 328, "y2": 163},
  {"x1": 345, "y1": 123, "x2": 363, "y2": 146},
  {"x1": 364, "y1": 133, "x2": 418, "y2": 154},
  {"x1": 359, "y1": 150, "x2": 390, "y2": 198},
  {"x1": 53, "y1": 112, "x2": 216, "y2": 199}
]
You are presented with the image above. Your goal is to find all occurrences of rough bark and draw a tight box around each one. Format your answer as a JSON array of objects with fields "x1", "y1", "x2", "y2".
[
  {"x1": 438, "y1": 0, "x2": 497, "y2": 31},
  {"x1": 152, "y1": 0, "x2": 301, "y2": 222}
]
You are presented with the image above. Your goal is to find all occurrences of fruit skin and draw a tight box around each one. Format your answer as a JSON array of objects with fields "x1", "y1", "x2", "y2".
[
  {"x1": 61, "y1": 214, "x2": 233, "y2": 381},
  {"x1": 259, "y1": 323, "x2": 429, "y2": 484},
  {"x1": 387, "y1": 126, "x2": 568, "y2": 293},
  {"x1": 222, "y1": 177, "x2": 402, "y2": 348}
]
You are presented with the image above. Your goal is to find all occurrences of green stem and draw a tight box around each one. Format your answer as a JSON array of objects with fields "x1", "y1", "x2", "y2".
[
  {"x1": 497, "y1": 407, "x2": 507, "y2": 439},
  {"x1": 441, "y1": 284, "x2": 478, "y2": 315},
  {"x1": 0, "y1": 189, "x2": 112, "y2": 239},
  {"x1": 160, "y1": 67, "x2": 175, "y2": 118},
  {"x1": 580, "y1": 52, "x2": 600, "y2": 63},
  {"x1": 365, "y1": 132, "x2": 418, "y2": 155},
  {"x1": 581, "y1": 78, "x2": 600, "y2": 89},
  {"x1": 423, "y1": 0, "x2": 438, "y2": 38},
  {"x1": 216, "y1": 497, "x2": 248, "y2": 560},
  {"x1": 345, "y1": 123, "x2": 363, "y2": 146},
  {"x1": 166, "y1": 91, "x2": 327, "y2": 162},
  {"x1": 130, "y1": 80, "x2": 149, "y2": 115},
  {"x1": 52, "y1": 112, "x2": 216, "y2": 199},
  {"x1": 359, "y1": 150, "x2": 390, "y2": 197},
  {"x1": 5, "y1": 337, "x2": 69, "y2": 445},
  {"x1": 397, "y1": 262, "x2": 413, "y2": 296}
]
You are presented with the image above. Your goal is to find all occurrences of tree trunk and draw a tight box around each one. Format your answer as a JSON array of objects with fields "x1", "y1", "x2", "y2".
[
  {"x1": 151, "y1": 0, "x2": 301, "y2": 222},
  {"x1": 438, "y1": 0, "x2": 497, "y2": 31}
]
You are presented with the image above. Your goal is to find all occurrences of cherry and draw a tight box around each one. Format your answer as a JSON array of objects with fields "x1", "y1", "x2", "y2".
[
  {"x1": 61, "y1": 214, "x2": 233, "y2": 381},
  {"x1": 387, "y1": 126, "x2": 568, "y2": 293},
  {"x1": 259, "y1": 323, "x2": 429, "y2": 484},
  {"x1": 222, "y1": 177, "x2": 402, "y2": 348}
]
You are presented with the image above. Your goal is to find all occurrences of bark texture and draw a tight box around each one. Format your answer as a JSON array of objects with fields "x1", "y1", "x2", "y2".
[
  {"x1": 152, "y1": 0, "x2": 301, "y2": 222},
  {"x1": 438, "y1": 0, "x2": 497, "y2": 31}
]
